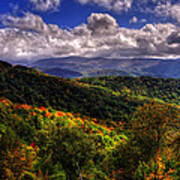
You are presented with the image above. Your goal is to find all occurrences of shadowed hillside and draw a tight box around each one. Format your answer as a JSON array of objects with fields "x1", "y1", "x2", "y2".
[
  {"x1": 0, "y1": 60, "x2": 12, "y2": 73},
  {"x1": 0, "y1": 61, "x2": 179, "y2": 179},
  {"x1": 79, "y1": 76, "x2": 180, "y2": 105}
]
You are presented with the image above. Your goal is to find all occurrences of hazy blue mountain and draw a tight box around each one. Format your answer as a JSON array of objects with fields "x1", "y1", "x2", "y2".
[
  {"x1": 26, "y1": 56, "x2": 180, "y2": 78},
  {"x1": 43, "y1": 68, "x2": 82, "y2": 78}
]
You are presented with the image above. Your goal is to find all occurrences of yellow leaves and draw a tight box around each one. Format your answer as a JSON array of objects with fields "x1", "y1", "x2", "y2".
[
  {"x1": 66, "y1": 112, "x2": 73, "y2": 118},
  {"x1": 75, "y1": 117, "x2": 84, "y2": 124},
  {"x1": 167, "y1": 168, "x2": 176, "y2": 174},
  {"x1": 149, "y1": 173, "x2": 155, "y2": 178},
  {"x1": 30, "y1": 111, "x2": 37, "y2": 116},
  {"x1": 20, "y1": 156, "x2": 26, "y2": 161},
  {"x1": 26, "y1": 146, "x2": 34, "y2": 151},
  {"x1": 143, "y1": 145, "x2": 178, "y2": 180},
  {"x1": 1, "y1": 141, "x2": 36, "y2": 179},
  {"x1": 97, "y1": 130, "x2": 104, "y2": 136},
  {"x1": 0, "y1": 98, "x2": 11, "y2": 106},
  {"x1": 5, "y1": 168, "x2": 13, "y2": 178},
  {"x1": 15, "y1": 104, "x2": 32, "y2": 110},
  {"x1": 158, "y1": 162, "x2": 165, "y2": 169},
  {"x1": 164, "y1": 176, "x2": 172, "y2": 180},
  {"x1": 158, "y1": 175, "x2": 164, "y2": 179},
  {"x1": 1, "y1": 128, "x2": 6, "y2": 133}
]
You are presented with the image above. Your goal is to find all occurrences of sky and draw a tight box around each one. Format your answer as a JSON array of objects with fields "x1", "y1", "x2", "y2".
[{"x1": 0, "y1": 0, "x2": 180, "y2": 61}]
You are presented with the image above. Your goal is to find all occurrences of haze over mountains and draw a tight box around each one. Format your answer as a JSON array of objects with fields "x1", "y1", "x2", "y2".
[{"x1": 24, "y1": 56, "x2": 180, "y2": 78}]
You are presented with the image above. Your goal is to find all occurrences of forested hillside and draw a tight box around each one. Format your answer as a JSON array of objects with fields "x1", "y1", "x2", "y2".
[
  {"x1": 79, "y1": 76, "x2": 180, "y2": 105},
  {"x1": 0, "y1": 60, "x2": 179, "y2": 179}
]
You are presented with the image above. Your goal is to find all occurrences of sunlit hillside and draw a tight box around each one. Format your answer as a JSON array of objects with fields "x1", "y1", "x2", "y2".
[{"x1": 0, "y1": 61, "x2": 179, "y2": 179}]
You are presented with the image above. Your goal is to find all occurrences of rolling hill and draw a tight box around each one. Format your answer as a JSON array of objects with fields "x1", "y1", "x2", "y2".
[
  {"x1": 0, "y1": 60, "x2": 179, "y2": 179},
  {"x1": 30, "y1": 56, "x2": 180, "y2": 78}
]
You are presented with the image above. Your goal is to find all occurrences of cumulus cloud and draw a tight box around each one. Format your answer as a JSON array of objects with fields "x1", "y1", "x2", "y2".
[
  {"x1": 25, "y1": 0, "x2": 180, "y2": 24},
  {"x1": 2, "y1": 13, "x2": 48, "y2": 33},
  {"x1": 77, "y1": 0, "x2": 133, "y2": 13},
  {"x1": 0, "y1": 12, "x2": 180, "y2": 61},
  {"x1": 167, "y1": 31, "x2": 180, "y2": 44},
  {"x1": 147, "y1": 1, "x2": 180, "y2": 24},
  {"x1": 1, "y1": 12, "x2": 64, "y2": 36},
  {"x1": 87, "y1": 13, "x2": 118, "y2": 35},
  {"x1": 170, "y1": 4, "x2": 180, "y2": 24},
  {"x1": 129, "y1": 16, "x2": 138, "y2": 24},
  {"x1": 76, "y1": 0, "x2": 180, "y2": 20},
  {"x1": 140, "y1": 18, "x2": 147, "y2": 23},
  {"x1": 29, "y1": 0, "x2": 61, "y2": 11},
  {"x1": 129, "y1": 16, "x2": 147, "y2": 24}
]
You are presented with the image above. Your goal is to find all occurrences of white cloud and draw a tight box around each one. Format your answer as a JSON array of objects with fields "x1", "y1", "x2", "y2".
[
  {"x1": 0, "y1": 12, "x2": 180, "y2": 61},
  {"x1": 167, "y1": 31, "x2": 180, "y2": 44},
  {"x1": 2, "y1": 13, "x2": 49, "y2": 33},
  {"x1": 140, "y1": 18, "x2": 147, "y2": 23},
  {"x1": 26, "y1": 0, "x2": 180, "y2": 24},
  {"x1": 170, "y1": 4, "x2": 180, "y2": 24},
  {"x1": 29, "y1": 0, "x2": 61, "y2": 11},
  {"x1": 129, "y1": 16, "x2": 138, "y2": 24},
  {"x1": 76, "y1": 0, "x2": 180, "y2": 18},
  {"x1": 77, "y1": 0, "x2": 133, "y2": 13},
  {"x1": 87, "y1": 13, "x2": 118, "y2": 35},
  {"x1": 147, "y1": 1, "x2": 180, "y2": 24}
]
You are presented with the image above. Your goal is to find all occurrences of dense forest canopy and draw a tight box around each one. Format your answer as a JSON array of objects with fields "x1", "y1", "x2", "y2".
[{"x1": 0, "y1": 60, "x2": 179, "y2": 179}]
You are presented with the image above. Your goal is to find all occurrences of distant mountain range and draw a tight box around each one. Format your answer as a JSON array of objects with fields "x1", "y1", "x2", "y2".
[{"x1": 10, "y1": 56, "x2": 180, "y2": 78}]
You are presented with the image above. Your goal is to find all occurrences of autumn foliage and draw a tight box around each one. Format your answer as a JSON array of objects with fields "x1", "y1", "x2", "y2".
[{"x1": 0, "y1": 63, "x2": 179, "y2": 179}]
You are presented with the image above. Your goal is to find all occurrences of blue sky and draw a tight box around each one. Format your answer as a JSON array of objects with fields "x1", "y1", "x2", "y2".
[
  {"x1": 0, "y1": 0, "x2": 179, "y2": 61},
  {"x1": 0, "y1": 0, "x2": 179, "y2": 29}
]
